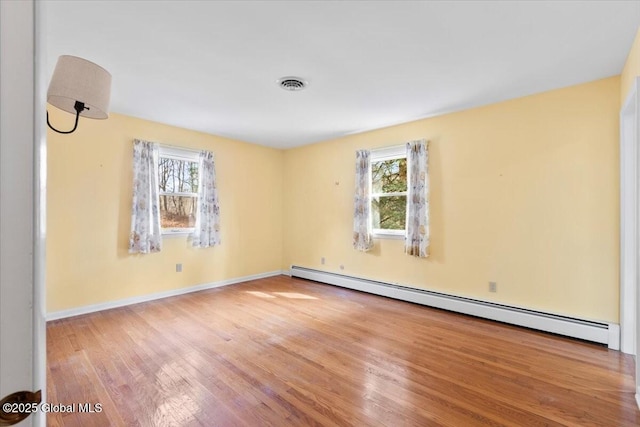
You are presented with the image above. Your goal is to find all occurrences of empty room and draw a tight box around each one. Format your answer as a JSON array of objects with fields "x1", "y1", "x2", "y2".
[{"x1": 2, "y1": 1, "x2": 640, "y2": 426}]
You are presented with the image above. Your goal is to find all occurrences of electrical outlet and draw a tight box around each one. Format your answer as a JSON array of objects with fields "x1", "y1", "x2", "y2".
[
  {"x1": 321, "y1": 257, "x2": 325, "y2": 265},
  {"x1": 489, "y1": 281, "x2": 497, "y2": 292},
  {"x1": 176, "y1": 263, "x2": 182, "y2": 273}
]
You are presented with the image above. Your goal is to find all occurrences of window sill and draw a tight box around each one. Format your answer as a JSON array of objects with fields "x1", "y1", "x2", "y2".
[
  {"x1": 162, "y1": 230, "x2": 193, "y2": 238},
  {"x1": 373, "y1": 232, "x2": 406, "y2": 240}
]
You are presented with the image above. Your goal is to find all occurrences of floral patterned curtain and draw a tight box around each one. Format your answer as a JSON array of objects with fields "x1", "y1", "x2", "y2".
[
  {"x1": 405, "y1": 139, "x2": 430, "y2": 257},
  {"x1": 192, "y1": 150, "x2": 221, "y2": 248},
  {"x1": 353, "y1": 149, "x2": 374, "y2": 251},
  {"x1": 128, "y1": 139, "x2": 162, "y2": 253}
]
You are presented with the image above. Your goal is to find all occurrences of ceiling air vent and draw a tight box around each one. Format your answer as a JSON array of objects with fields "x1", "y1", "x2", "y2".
[{"x1": 277, "y1": 76, "x2": 308, "y2": 92}]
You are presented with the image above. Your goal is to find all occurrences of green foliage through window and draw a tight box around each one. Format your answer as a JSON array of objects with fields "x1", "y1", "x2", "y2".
[{"x1": 371, "y1": 158, "x2": 407, "y2": 231}]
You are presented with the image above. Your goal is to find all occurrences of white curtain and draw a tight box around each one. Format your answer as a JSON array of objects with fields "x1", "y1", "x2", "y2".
[
  {"x1": 128, "y1": 139, "x2": 162, "y2": 253},
  {"x1": 405, "y1": 139, "x2": 430, "y2": 257},
  {"x1": 192, "y1": 150, "x2": 221, "y2": 248},
  {"x1": 353, "y1": 149, "x2": 374, "y2": 251}
]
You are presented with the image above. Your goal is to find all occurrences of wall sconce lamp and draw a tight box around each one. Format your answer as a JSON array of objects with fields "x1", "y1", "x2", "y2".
[{"x1": 46, "y1": 55, "x2": 112, "y2": 134}]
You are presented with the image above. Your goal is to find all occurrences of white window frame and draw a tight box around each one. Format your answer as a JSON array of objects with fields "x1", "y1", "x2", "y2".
[
  {"x1": 370, "y1": 145, "x2": 407, "y2": 239},
  {"x1": 158, "y1": 145, "x2": 200, "y2": 236}
]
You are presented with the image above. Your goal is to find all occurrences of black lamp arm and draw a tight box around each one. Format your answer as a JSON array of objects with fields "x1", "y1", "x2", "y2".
[{"x1": 46, "y1": 101, "x2": 89, "y2": 134}]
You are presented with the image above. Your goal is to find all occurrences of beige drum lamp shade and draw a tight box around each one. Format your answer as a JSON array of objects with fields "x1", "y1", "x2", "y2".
[{"x1": 46, "y1": 55, "x2": 112, "y2": 134}]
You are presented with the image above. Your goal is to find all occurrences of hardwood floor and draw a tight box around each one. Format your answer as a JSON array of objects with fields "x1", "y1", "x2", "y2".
[{"x1": 47, "y1": 275, "x2": 639, "y2": 426}]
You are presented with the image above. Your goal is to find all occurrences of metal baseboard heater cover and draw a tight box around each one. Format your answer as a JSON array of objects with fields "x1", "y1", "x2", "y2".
[{"x1": 290, "y1": 266, "x2": 620, "y2": 350}]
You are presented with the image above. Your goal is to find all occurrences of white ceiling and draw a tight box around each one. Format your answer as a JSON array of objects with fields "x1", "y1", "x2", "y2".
[{"x1": 42, "y1": 1, "x2": 640, "y2": 149}]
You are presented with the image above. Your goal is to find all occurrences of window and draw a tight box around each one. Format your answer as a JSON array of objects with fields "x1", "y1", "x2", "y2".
[
  {"x1": 371, "y1": 145, "x2": 407, "y2": 237},
  {"x1": 157, "y1": 146, "x2": 200, "y2": 234}
]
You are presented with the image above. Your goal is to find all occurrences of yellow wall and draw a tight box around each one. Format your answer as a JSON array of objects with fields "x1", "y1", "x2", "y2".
[
  {"x1": 47, "y1": 110, "x2": 284, "y2": 313},
  {"x1": 283, "y1": 77, "x2": 620, "y2": 322},
  {"x1": 621, "y1": 29, "x2": 640, "y2": 105},
  {"x1": 48, "y1": 77, "x2": 621, "y2": 322}
]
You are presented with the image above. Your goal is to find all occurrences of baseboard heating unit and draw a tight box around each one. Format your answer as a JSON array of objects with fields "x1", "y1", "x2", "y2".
[{"x1": 290, "y1": 266, "x2": 620, "y2": 350}]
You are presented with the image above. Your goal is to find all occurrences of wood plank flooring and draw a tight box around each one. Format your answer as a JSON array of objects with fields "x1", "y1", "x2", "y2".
[{"x1": 47, "y1": 275, "x2": 639, "y2": 426}]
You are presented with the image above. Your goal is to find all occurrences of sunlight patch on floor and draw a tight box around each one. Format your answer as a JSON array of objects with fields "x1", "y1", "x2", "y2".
[
  {"x1": 273, "y1": 292, "x2": 318, "y2": 300},
  {"x1": 245, "y1": 291, "x2": 276, "y2": 298},
  {"x1": 244, "y1": 290, "x2": 318, "y2": 300}
]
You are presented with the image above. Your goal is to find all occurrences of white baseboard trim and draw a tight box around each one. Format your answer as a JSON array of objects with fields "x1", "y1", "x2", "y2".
[
  {"x1": 290, "y1": 266, "x2": 620, "y2": 349},
  {"x1": 47, "y1": 270, "x2": 287, "y2": 321},
  {"x1": 607, "y1": 323, "x2": 621, "y2": 351}
]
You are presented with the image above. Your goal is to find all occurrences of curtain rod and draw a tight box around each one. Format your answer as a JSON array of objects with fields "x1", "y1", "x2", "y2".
[
  {"x1": 369, "y1": 139, "x2": 425, "y2": 154},
  {"x1": 369, "y1": 144, "x2": 405, "y2": 153},
  {"x1": 157, "y1": 142, "x2": 203, "y2": 154},
  {"x1": 135, "y1": 138, "x2": 205, "y2": 154}
]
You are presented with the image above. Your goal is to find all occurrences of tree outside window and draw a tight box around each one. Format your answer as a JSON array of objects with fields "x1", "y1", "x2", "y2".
[
  {"x1": 371, "y1": 156, "x2": 407, "y2": 233},
  {"x1": 158, "y1": 156, "x2": 199, "y2": 231}
]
